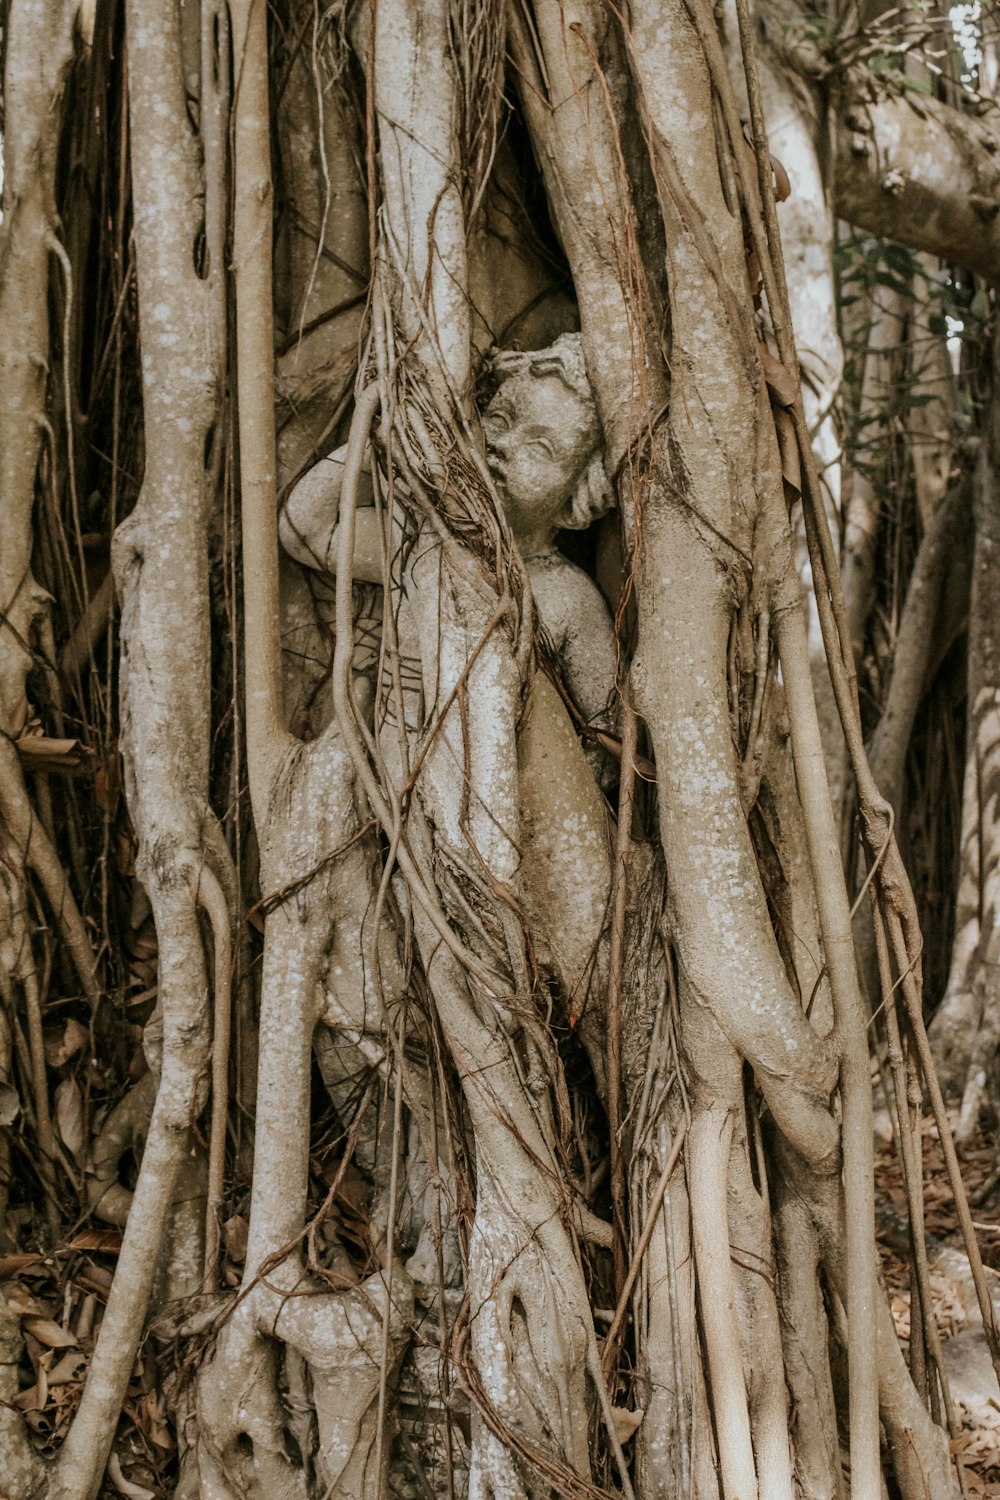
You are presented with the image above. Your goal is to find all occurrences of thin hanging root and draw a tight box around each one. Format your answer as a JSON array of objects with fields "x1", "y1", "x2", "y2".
[
  {"x1": 874, "y1": 907, "x2": 969, "y2": 1493},
  {"x1": 0, "y1": 764, "x2": 97, "y2": 1235},
  {"x1": 688, "y1": 1100, "x2": 758, "y2": 1500},
  {"x1": 46, "y1": 233, "x2": 91, "y2": 647},
  {"x1": 27, "y1": 819, "x2": 99, "y2": 1005},
  {"x1": 587, "y1": 1341, "x2": 637, "y2": 1500},
  {"x1": 200, "y1": 865, "x2": 233, "y2": 1293},
  {"x1": 601, "y1": 1121, "x2": 686, "y2": 1378},
  {"x1": 883, "y1": 899, "x2": 1000, "y2": 1388},
  {"x1": 230, "y1": 0, "x2": 288, "y2": 789},
  {"x1": 771, "y1": 593, "x2": 881, "y2": 1496},
  {"x1": 605, "y1": 690, "x2": 637, "y2": 1310},
  {"x1": 741, "y1": 11, "x2": 998, "y2": 1395},
  {"x1": 735, "y1": 91, "x2": 955, "y2": 1479},
  {"x1": 20, "y1": 965, "x2": 58, "y2": 1232},
  {"x1": 718, "y1": 4, "x2": 933, "y2": 1489},
  {"x1": 0, "y1": 757, "x2": 99, "y2": 1007},
  {"x1": 374, "y1": 1008, "x2": 406, "y2": 1488}
]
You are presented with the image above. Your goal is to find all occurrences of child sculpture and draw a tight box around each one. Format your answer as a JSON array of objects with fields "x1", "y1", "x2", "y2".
[
  {"x1": 480, "y1": 335, "x2": 617, "y2": 767},
  {"x1": 279, "y1": 333, "x2": 616, "y2": 1071},
  {"x1": 281, "y1": 333, "x2": 618, "y2": 763}
]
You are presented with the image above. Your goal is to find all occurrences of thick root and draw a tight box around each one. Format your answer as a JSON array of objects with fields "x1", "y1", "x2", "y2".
[
  {"x1": 464, "y1": 1171, "x2": 595, "y2": 1500},
  {"x1": 196, "y1": 1266, "x2": 413, "y2": 1499}
]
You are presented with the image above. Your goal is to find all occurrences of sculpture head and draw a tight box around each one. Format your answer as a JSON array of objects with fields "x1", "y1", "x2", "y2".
[{"x1": 482, "y1": 333, "x2": 614, "y2": 556}]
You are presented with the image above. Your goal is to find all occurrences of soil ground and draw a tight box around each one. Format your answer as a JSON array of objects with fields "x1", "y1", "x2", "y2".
[{"x1": 876, "y1": 1119, "x2": 1000, "y2": 1498}]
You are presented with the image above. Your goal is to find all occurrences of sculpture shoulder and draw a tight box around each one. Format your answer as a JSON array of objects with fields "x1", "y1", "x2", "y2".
[{"x1": 526, "y1": 552, "x2": 614, "y2": 647}]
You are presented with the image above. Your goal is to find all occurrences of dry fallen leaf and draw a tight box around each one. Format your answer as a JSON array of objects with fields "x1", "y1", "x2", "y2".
[
  {"x1": 55, "y1": 1077, "x2": 85, "y2": 1162},
  {"x1": 44, "y1": 1017, "x2": 90, "y2": 1070},
  {"x1": 47, "y1": 1350, "x2": 87, "y2": 1385},
  {"x1": 107, "y1": 1453, "x2": 156, "y2": 1500},
  {"x1": 0, "y1": 1254, "x2": 44, "y2": 1278},
  {"x1": 3, "y1": 1282, "x2": 46, "y2": 1317},
  {"x1": 67, "y1": 1228, "x2": 123, "y2": 1254},
  {"x1": 15, "y1": 734, "x2": 95, "y2": 776},
  {"x1": 771, "y1": 152, "x2": 792, "y2": 203},
  {"x1": 77, "y1": 1263, "x2": 114, "y2": 1297},
  {"x1": 21, "y1": 1316, "x2": 77, "y2": 1350},
  {"x1": 0, "y1": 1079, "x2": 20, "y2": 1126},
  {"x1": 757, "y1": 342, "x2": 798, "y2": 408},
  {"x1": 609, "y1": 1406, "x2": 645, "y2": 1443},
  {"x1": 137, "y1": 1388, "x2": 174, "y2": 1450},
  {"x1": 222, "y1": 1214, "x2": 249, "y2": 1264}
]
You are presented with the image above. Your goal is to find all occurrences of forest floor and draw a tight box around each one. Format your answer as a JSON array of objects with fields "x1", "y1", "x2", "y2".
[
  {"x1": 877, "y1": 1117, "x2": 1000, "y2": 1498},
  {"x1": 2, "y1": 1115, "x2": 999, "y2": 1497}
]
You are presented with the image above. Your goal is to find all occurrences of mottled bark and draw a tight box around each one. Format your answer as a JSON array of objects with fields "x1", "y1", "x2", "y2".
[
  {"x1": 833, "y1": 82, "x2": 1000, "y2": 282},
  {"x1": 0, "y1": 0, "x2": 982, "y2": 1495},
  {"x1": 932, "y1": 327, "x2": 1000, "y2": 1141},
  {"x1": 0, "y1": 2, "x2": 87, "y2": 1489},
  {"x1": 763, "y1": 0, "x2": 1000, "y2": 279}
]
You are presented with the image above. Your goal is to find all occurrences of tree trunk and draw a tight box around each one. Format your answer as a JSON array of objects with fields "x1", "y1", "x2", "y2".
[
  {"x1": 931, "y1": 324, "x2": 1000, "y2": 1142},
  {"x1": 1, "y1": 0, "x2": 994, "y2": 1495}
]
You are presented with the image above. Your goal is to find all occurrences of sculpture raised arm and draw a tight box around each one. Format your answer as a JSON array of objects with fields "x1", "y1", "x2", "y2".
[{"x1": 279, "y1": 450, "x2": 381, "y2": 582}]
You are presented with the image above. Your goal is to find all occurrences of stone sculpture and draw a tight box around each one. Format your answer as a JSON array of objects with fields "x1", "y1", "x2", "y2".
[
  {"x1": 280, "y1": 333, "x2": 618, "y2": 769},
  {"x1": 481, "y1": 335, "x2": 618, "y2": 764},
  {"x1": 279, "y1": 335, "x2": 617, "y2": 1075}
]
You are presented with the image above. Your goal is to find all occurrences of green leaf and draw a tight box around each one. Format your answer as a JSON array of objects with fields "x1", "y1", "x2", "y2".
[
  {"x1": 874, "y1": 271, "x2": 911, "y2": 294},
  {"x1": 970, "y1": 288, "x2": 990, "y2": 322},
  {"x1": 884, "y1": 244, "x2": 915, "y2": 269}
]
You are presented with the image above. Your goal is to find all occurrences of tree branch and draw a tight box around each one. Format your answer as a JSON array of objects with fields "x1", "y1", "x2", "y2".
[
  {"x1": 765, "y1": 5, "x2": 1000, "y2": 280},
  {"x1": 833, "y1": 80, "x2": 1000, "y2": 281}
]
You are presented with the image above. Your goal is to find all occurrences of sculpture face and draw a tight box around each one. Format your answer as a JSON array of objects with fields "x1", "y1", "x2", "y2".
[{"x1": 482, "y1": 371, "x2": 599, "y2": 547}]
